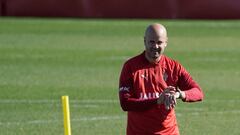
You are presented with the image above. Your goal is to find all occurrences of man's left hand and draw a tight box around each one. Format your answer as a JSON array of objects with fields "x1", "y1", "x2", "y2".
[{"x1": 163, "y1": 86, "x2": 185, "y2": 110}]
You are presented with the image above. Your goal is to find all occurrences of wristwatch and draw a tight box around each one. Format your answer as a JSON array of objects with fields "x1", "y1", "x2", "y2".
[{"x1": 176, "y1": 88, "x2": 184, "y2": 99}]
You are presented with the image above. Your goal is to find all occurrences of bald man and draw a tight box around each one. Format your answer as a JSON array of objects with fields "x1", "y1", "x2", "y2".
[{"x1": 119, "y1": 23, "x2": 204, "y2": 135}]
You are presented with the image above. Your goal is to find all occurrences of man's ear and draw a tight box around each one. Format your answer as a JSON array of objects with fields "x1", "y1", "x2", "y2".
[
  {"x1": 165, "y1": 37, "x2": 168, "y2": 47},
  {"x1": 165, "y1": 42, "x2": 168, "y2": 47}
]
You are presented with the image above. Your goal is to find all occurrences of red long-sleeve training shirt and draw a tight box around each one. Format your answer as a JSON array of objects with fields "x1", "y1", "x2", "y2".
[{"x1": 119, "y1": 52, "x2": 204, "y2": 135}]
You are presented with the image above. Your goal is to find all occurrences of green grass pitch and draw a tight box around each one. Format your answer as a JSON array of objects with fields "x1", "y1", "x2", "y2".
[{"x1": 0, "y1": 17, "x2": 240, "y2": 135}]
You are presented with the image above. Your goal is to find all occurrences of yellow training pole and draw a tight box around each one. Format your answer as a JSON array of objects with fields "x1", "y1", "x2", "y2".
[{"x1": 62, "y1": 96, "x2": 72, "y2": 135}]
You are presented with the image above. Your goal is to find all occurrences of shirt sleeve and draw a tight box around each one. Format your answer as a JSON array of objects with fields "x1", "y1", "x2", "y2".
[
  {"x1": 177, "y1": 64, "x2": 204, "y2": 102},
  {"x1": 119, "y1": 62, "x2": 158, "y2": 111}
]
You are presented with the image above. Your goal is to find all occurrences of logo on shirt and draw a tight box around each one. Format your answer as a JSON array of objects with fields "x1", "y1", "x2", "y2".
[
  {"x1": 139, "y1": 92, "x2": 160, "y2": 99},
  {"x1": 141, "y1": 71, "x2": 148, "y2": 81},
  {"x1": 119, "y1": 87, "x2": 130, "y2": 92},
  {"x1": 141, "y1": 74, "x2": 148, "y2": 80}
]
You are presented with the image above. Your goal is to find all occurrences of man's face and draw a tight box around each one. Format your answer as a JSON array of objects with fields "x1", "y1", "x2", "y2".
[{"x1": 144, "y1": 35, "x2": 168, "y2": 60}]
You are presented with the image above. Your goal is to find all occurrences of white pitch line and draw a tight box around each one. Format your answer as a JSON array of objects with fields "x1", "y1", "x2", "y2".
[
  {"x1": 70, "y1": 104, "x2": 100, "y2": 108},
  {"x1": 204, "y1": 99, "x2": 240, "y2": 103},
  {"x1": 72, "y1": 115, "x2": 124, "y2": 122},
  {"x1": 1, "y1": 109, "x2": 240, "y2": 126},
  {"x1": 1, "y1": 99, "x2": 240, "y2": 104},
  {"x1": 55, "y1": 104, "x2": 100, "y2": 108},
  {"x1": 98, "y1": 56, "x2": 130, "y2": 61},
  {"x1": 71, "y1": 99, "x2": 118, "y2": 103},
  {"x1": 0, "y1": 99, "x2": 118, "y2": 104},
  {"x1": 0, "y1": 99, "x2": 58, "y2": 104},
  {"x1": 176, "y1": 110, "x2": 240, "y2": 117},
  {"x1": 0, "y1": 115, "x2": 125, "y2": 126}
]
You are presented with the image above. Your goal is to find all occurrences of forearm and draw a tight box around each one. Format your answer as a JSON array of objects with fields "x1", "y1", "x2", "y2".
[
  {"x1": 182, "y1": 87, "x2": 204, "y2": 102},
  {"x1": 119, "y1": 92, "x2": 158, "y2": 111}
]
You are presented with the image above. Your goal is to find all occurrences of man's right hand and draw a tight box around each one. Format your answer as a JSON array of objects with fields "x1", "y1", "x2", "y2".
[{"x1": 157, "y1": 86, "x2": 178, "y2": 110}]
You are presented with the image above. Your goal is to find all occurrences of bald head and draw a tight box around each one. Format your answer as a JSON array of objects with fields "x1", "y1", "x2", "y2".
[
  {"x1": 145, "y1": 23, "x2": 167, "y2": 38},
  {"x1": 144, "y1": 23, "x2": 168, "y2": 63}
]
